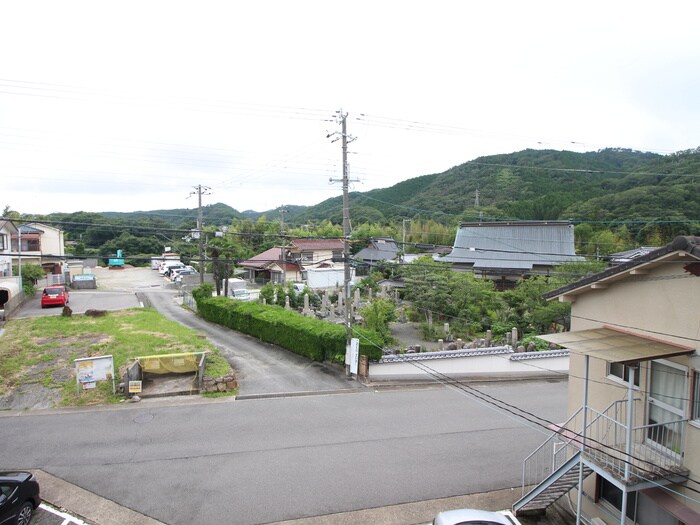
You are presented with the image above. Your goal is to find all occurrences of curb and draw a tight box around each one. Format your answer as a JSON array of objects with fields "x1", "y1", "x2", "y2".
[{"x1": 33, "y1": 470, "x2": 165, "y2": 525}]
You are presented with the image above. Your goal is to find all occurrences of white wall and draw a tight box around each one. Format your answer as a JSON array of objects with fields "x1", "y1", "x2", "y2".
[{"x1": 369, "y1": 348, "x2": 569, "y2": 381}]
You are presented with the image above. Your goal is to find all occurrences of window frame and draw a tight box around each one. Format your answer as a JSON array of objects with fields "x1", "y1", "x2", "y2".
[
  {"x1": 608, "y1": 362, "x2": 640, "y2": 387},
  {"x1": 692, "y1": 370, "x2": 700, "y2": 422}
]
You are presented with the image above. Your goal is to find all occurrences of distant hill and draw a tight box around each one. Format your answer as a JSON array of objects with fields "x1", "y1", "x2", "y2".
[
  {"x1": 44, "y1": 147, "x2": 700, "y2": 240},
  {"x1": 102, "y1": 202, "x2": 245, "y2": 227},
  {"x1": 292, "y1": 147, "x2": 700, "y2": 226}
]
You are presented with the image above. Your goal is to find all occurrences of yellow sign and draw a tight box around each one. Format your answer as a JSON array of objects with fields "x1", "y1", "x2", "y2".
[{"x1": 128, "y1": 380, "x2": 143, "y2": 393}]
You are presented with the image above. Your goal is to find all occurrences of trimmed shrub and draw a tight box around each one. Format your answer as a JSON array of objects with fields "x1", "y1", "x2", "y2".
[{"x1": 193, "y1": 290, "x2": 383, "y2": 362}]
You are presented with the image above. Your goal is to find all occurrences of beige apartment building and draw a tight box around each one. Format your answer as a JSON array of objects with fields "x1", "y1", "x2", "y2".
[{"x1": 515, "y1": 236, "x2": 700, "y2": 525}]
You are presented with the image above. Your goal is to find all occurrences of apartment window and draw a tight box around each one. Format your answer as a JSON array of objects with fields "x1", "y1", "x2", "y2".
[
  {"x1": 300, "y1": 252, "x2": 314, "y2": 263},
  {"x1": 600, "y1": 477, "x2": 636, "y2": 521},
  {"x1": 0, "y1": 234, "x2": 5, "y2": 250},
  {"x1": 693, "y1": 371, "x2": 700, "y2": 421},
  {"x1": 608, "y1": 362, "x2": 640, "y2": 387}
]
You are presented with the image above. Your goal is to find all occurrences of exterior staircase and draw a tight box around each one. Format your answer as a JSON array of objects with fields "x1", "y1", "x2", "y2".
[{"x1": 513, "y1": 451, "x2": 591, "y2": 514}]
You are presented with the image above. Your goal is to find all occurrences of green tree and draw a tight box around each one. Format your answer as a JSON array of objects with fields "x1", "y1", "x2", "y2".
[
  {"x1": 360, "y1": 298, "x2": 397, "y2": 343},
  {"x1": 13, "y1": 263, "x2": 45, "y2": 295}
]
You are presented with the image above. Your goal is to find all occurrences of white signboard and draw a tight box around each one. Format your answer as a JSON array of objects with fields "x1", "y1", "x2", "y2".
[
  {"x1": 349, "y1": 338, "x2": 359, "y2": 375},
  {"x1": 74, "y1": 355, "x2": 115, "y2": 394}
]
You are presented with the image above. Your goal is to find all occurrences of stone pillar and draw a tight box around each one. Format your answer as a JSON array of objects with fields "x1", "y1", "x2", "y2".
[
  {"x1": 353, "y1": 288, "x2": 361, "y2": 309},
  {"x1": 368, "y1": 287, "x2": 373, "y2": 301},
  {"x1": 511, "y1": 327, "x2": 518, "y2": 347},
  {"x1": 485, "y1": 329, "x2": 492, "y2": 348},
  {"x1": 285, "y1": 295, "x2": 291, "y2": 310},
  {"x1": 303, "y1": 293, "x2": 311, "y2": 316}
]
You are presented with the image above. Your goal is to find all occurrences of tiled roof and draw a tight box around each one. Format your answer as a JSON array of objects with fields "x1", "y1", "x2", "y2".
[
  {"x1": 355, "y1": 237, "x2": 400, "y2": 262},
  {"x1": 18, "y1": 225, "x2": 44, "y2": 234},
  {"x1": 440, "y1": 221, "x2": 583, "y2": 269},
  {"x1": 239, "y1": 247, "x2": 282, "y2": 269},
  {"x1": 290, "y1": 239, "x2": 344, "y2": 250},
  {"x1": 543, "y1": 236, "x2": 700, "y2": 300}
]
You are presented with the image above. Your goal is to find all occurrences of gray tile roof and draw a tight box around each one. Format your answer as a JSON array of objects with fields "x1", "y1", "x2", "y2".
[
  {"x1": 355, "y1": 237, "x2": 400, "y2": 263},
  {"x1": 440, "y1": 221, "x2": 583, "y2": 270}
]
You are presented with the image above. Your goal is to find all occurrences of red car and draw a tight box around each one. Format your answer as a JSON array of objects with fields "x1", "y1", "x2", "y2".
[{"x1": 40, "y1": 286, "x2": 69, "y2": 308}]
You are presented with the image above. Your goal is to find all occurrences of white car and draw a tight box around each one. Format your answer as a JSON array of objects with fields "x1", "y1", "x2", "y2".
[
  {"x1": 170, "y1": 266, "x2": 196, "y2": 280},
  {"x1": 432, "y1": 509, "x2": 521, "y2": 525}
]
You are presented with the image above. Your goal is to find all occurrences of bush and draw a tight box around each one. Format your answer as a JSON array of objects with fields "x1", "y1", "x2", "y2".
[{"x1": 194, "y1": 294, "x2": 383, "y2": 362}]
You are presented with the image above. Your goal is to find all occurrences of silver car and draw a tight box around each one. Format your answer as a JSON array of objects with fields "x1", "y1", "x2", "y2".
[{"x1": 432, "y1": 508, "x2": 521, "y2": 525}]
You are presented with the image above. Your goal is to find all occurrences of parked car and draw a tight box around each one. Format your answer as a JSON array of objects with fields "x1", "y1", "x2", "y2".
[
  {"x1": 0, "y1": 471, "x2": 41, "y2": 525},
  {"x1": 231, "y1": 289, "x2": 252, "y2": 301},
  {"x1": 40, "y1": 285, "x2": 69, "y2": 308},
  {"x1": 173, "y1": 269, "x2": 199, "y2": 283},
  {"x1": 169, "y1": 266, "x2": 196, "y2": 281},
  {"x1": 432, "y1": 509, "x2": 521, "y2": 525},
  {"x1": 159, "y1": 261, "x2": 184, "y2": 275}
]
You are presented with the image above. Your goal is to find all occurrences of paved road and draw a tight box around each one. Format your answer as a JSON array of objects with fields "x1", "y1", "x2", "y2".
[
  {"x1": 142, "y1": 288, "x2": 361, "y2": 397},
  {"x1": 14, "y1": 289, "x2": 141, "y2": 318},
  {"x1": 0, "y1": 381, "x2": 567, "y2": 525}
]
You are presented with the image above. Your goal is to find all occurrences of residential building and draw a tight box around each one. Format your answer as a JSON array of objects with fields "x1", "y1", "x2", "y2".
[
  {"x1": 239, "y1": 239, "x2": 347, "y2": 286},
  {"x1": 0, "y1": 219, "x2": 22, "y2": 315},
  {"x1": 514, "y1": 236, "x2": 700, "y2": 525},
  {"x1": 354, "y1": 237, "x2": 400, "y2": 274},
  {"x1": 440, "y1": 221, "x2": 583, "y2": 289},
  {"x1": 11, "y1": 223, "x2": 66, "y2": 275}
]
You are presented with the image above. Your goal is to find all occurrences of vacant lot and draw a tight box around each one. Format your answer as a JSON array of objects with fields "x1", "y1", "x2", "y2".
[{"x1": 0, "y1": 307, "x2": 232, "y2": 410}]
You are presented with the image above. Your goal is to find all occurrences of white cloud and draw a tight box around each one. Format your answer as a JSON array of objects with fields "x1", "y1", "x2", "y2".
[{"x1": 2, "y1": 1, "x2": 700, "y2": 215}]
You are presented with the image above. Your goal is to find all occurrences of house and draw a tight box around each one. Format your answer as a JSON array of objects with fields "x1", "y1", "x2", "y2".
[
  {"x1": 514, "y1": 236, "x2": 700, "y2": 525},
  {"x1": 440, "y1": 221, "x2": 583, "y2": 289},
  {"x1": 354, "y1": 237, "x2": 400, "y2": 274},
  {"x1": 0, "y1": 219, "x2": 22, "y2": 316},
  {"x1": 11, "y1": 223, "x2": 66, "y2": 275},
  {"x1": 239, "y1": 239, "x2": 348, "y2": 287},
  {"x1": 239, "y1": 247, "x2": 284, "y2": 284}
]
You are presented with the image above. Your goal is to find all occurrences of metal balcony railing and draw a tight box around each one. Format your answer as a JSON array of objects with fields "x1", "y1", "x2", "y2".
[{"x1": 522, "y1": 399, "x2": 687, "y2": 496}]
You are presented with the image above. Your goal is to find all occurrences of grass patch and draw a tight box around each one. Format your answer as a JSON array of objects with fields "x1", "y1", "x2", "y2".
[{"x1": 0, "y1": 307, "x2": 233, "y2": 406}]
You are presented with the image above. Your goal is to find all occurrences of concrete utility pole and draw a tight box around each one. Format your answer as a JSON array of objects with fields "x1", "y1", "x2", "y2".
[
  {"x1": 189, "y1": 185, "x2": 211, "y2": 284},
  {"x1": 279, "y1": 205, "x2": 288, "y2": 286},
  {"x1": 329, "y1": 110, "x2": 358, "y2": 376},
  {"x1": 402, "y1": 219, "x2": 411, "y2": 263}
]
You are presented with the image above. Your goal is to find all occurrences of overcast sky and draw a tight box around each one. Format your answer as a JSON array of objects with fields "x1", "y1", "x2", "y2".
[{"x1": 2, "y1": 1, "x2": 699, "y2": 217}]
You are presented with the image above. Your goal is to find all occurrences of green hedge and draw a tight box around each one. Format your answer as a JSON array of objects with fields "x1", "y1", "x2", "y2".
[{"x1": 194, "y1": 294, "x2": 383, "y2": 363}]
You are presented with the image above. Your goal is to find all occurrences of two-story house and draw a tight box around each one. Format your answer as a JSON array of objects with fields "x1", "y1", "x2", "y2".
[
  {"x1": 11, "y1": 223, "x2": 66, "y2": 275},
  {"x1": 239, "y1": 239, "x2": 349, "y2": 287},
  {"x1": 514, "y1": 236, "x2": 700, "y2": 525}
]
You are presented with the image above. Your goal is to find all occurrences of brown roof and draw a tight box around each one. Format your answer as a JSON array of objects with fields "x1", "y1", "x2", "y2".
[
  {"x1": 239, "y1": 247, "x2": 282, "y2": 269},
  {"x1": 290, "y1": 239, "x2": 344, "y2": 251}
]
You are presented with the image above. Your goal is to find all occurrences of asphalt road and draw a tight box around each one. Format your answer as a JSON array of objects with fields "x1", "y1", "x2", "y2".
[
  {"x1": 141, "y1": 289, "x2": 362, "y2": 397},
  {"x1": 0, "y1": 381, "x2": 567, "y2": 525},
  {"x1": 14, "y1": 289, "x2": 142, "y2": 318}
]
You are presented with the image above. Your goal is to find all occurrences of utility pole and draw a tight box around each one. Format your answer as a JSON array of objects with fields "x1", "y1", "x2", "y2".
[
  {"x1": 279, "y1": 205, "x2": 288, "y2": 286},
  {"x1": 402, "y1": 219, "x2": 411, "y2": 263},
  {"x1": 329, "y1": 110, "x2": 358, "y2": 376},
  {"x1": 189, "y1": 185, "x2": 211, "y2": 284}
]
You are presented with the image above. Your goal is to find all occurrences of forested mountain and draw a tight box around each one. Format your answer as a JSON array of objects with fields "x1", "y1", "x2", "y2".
[
  {"x1": 16, "y1": 147, "x2": 699, "y2": 259},
  {"x1": 292, "y1": 147, "x2": 699, "y2": 240}
]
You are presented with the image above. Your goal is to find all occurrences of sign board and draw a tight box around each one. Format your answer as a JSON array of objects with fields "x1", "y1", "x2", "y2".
[
  {"x1": 350, "y1": 338, "x2": 360, "y2": 375},
  {"x1": 74, "y1": 355, "x2": 115, "y2": 395},
  {"x1": 128, "y1": 380, "x2": 143, "y2": 394}
]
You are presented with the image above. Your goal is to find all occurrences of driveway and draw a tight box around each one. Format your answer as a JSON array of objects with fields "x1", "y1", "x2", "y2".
[{"x1": 96, "y1": 267, "x2": 362, "y2": 396}]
